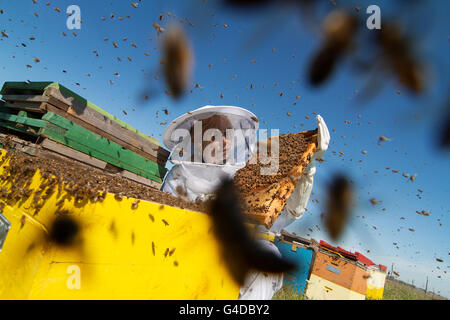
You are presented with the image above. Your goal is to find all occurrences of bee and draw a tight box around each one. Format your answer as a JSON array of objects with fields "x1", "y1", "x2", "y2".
[
  {"x1": 98, "y1": 190, "x2": 107, "y2": 202},
  {"x1": 161, "y1": 25, "x2": 193, "y2": 99},
  {"x1": 376, "y1": 22, "x2": 425, "y2": 94},
  {"x1": 164, "y1": 248, "x2": 169, "y2": 257},
  {"x1": 74, "y1": 190, "x2": 86, "y2": 203},
  {"x1": 48, "y1": 215, "x2": 80, "y2": 247},
  {"x1": 438, "y1": 99, "x2": 450, "y2": 149},
  {"x1": 162, "y1": 219, "x2": 169, "y2": 226},
  {"x1": 169, "y1": 248, "x2": 176, "y2": 256},
  {"x1": 131, "y1": 199, "x2": 140, "y2": 210},
  {"x1": 41, "y1": 185, "x2": 56, "y2": 200},
  {"x1": 148, "y1": 213, "x2": 155, "y2": 222},
  {"x1": 308, "y1": 10, "x2": 359, "y2": 86},
  {"x1": 153, "y1": 22, "x2": 165, "y2": 35},
  {"x1": 223, "y1": 0, "x2": 271, "y2": 9},
  {"x1": 24, "y1": 241, "x2": 37, "y2": 256},
  {"x1": 175, "y1": 185, "x2": 187, "y2": 198},
  {"x1": 152, "y1": 241, "x2": 156, "y2": 256},
  {"x1": 20, "y1": 215, "x2": 26, "y2": 229},
  {"x1": 0, "y1": 187, "x2": 8, "y2": 199},
  {"x1": 109, "y1": 221, "x2": 118, "y2": 239},
  {"x1": 33, "y1": 201, "x2": 44, "y2": 216},
  {"x1": 325, "y1": 174, "x2": 353, "y2": 241}
]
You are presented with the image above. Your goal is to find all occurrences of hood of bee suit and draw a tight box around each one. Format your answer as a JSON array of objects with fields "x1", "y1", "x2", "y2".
[
  {"x1": 161, "y1": 106, "x2": 259, "y2": 201},
  {"x1": 163, "y1": 105, "x2": 259, "y2": 166}
]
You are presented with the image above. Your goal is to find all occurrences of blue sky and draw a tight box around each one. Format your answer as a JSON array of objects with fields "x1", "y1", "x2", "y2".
[{"x1": 0, "y1": 0, "x2": 449, "y2": 297}]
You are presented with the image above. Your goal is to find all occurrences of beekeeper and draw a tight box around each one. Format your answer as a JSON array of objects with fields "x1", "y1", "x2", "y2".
[{"x1": 161, "y1": 105, "x2": 330, "y2": 300}]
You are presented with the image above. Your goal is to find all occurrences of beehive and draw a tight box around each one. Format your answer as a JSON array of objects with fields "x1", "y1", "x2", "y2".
[{"x1": 0, "y1": 81, "x2": 169, "y2": 187}]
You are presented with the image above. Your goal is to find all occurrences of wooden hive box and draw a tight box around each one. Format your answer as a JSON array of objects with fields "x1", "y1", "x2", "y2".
[
  {"x1": 0, "y1": 82, "x2": 170, "y2": 187},
  {"x1": 0, "y1": 81, "x2": 170, "y2": 167}
]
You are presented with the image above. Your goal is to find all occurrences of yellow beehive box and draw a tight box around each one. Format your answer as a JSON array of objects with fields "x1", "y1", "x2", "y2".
[{"x1": 0, "y1": 149, "x2": 239, "y2": 299}]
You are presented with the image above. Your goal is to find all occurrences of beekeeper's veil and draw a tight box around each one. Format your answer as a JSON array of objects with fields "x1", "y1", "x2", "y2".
[
  {"x1": 161, "y1": 105, "x2": 259, "y2": 201},
  {"x1": 163, "y1": 105, "x2": 259, "y2": 166}
]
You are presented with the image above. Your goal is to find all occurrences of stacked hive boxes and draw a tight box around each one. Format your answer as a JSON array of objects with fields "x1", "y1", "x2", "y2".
[
  {"x1": 0, "y1": 81, "x2": 169, "y2": 188},
  {"x1": 273, "y1": 232, "x2": 388, "y2": 300},
  {"x1": 305, "y1": 240, "x2": 387, "y2": 300},
  {"x1": 306, "y1": 249, "x2": 369, "y2": 300}
]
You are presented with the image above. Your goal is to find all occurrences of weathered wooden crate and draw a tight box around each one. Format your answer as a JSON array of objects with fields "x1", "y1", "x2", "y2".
[
  {"x1": 0, "y1": 82, "x2": 169, "y2": 167},
  {"x1": 0, "y1": 107, "x2": 167, "y2": 185}
]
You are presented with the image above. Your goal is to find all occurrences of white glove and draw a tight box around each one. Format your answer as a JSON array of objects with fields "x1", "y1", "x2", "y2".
[{"x1": 313, "y1": 114, "x2": 330, "y2": 161}]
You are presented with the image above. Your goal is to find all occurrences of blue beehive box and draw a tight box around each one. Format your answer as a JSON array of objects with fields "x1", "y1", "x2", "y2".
[{"x1": 274, "y1": 233, "x2": 316, "y2": 294}]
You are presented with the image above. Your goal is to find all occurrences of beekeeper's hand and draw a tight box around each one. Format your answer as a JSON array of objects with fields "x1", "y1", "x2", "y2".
[
  {"x1": 314, "y1": 115, "x2": 330, "y2": 161},
  {"x1": 283, "y1": 163, "x2": 315, "y2": 221}
]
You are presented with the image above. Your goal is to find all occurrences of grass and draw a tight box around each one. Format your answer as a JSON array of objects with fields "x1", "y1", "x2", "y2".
[
  {"x1": 272, "y1": 278, "x2": 447, "y2": 300},
  {"x1": 382, "y1": 278, "x2": 446, "y2": 300},
  {"x1": 272, "y1": 285, "x2": 307, "y2": 300}
]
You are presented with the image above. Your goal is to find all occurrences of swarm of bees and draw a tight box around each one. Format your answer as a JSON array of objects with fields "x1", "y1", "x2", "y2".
[{"x1": 1, "y1": 0, "x2": 446, "y2": 291}]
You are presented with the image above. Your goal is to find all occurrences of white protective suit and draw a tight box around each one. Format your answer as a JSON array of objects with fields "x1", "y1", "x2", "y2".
[{"x1": 160, "y1": 105, "x2": 330, "y2": 300}]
